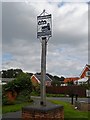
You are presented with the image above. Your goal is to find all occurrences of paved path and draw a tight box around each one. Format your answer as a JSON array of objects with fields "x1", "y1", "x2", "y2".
[
  {"x1": 31, "y1": 96, "x2": 89, "y2": 103},
  {"x1": 2, "y1": 97, "x2": 89, "y2": 119},
  {"x1": 2, "y1": 111, "x2": 22, "y2": 119}
]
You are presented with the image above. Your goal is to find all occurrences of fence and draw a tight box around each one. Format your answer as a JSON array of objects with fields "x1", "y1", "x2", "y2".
[{"x1": 46, "y1": 86, "x2": 86, "y2": 97}]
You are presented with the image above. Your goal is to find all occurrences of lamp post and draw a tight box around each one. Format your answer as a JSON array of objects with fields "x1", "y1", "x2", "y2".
[{"x1": 37, "y1": 10, "x2": 52, "y2": 106}]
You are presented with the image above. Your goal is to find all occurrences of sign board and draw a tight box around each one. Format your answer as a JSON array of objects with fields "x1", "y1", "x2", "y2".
[
  {"x1": 86, "y1": 71, "x2": 90, "y2": 77},
  {"x1": 37, "y1": 14, "x2": 52, "y2": 38}
]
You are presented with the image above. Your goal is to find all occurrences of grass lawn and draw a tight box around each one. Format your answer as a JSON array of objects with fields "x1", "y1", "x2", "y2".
[
  {"x1": 50, "y1": 100, "x2": 89, "y2": 119},
  {"x1": 2, "y1": 102, "x2": 31, "y2": 114},
  {"x1": 46, "y1": 93, "x2": 65, "y2": 97}
]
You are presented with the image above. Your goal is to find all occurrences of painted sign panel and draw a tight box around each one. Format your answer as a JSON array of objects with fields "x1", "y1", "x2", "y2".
[{"x1": 37, "y1": 14, "x2": 52, "y2": 38}]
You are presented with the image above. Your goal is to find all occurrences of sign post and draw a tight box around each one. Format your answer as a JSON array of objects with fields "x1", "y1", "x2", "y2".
[
  {"x1": 22, "y1": 9, "x2": 64, "y2": 120},
  {"x1": 40, "y1": 37, "x2": 47, "y2": 106},
  {"x1": 37, "y1": 10, "x2": 52, "y2": 106}
]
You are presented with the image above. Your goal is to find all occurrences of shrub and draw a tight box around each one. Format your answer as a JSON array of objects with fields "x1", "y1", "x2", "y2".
[
  {"x1": 2, "y1": 93, "x2": 15, "y2": 105},
  {"x1": 3, "y1": 73, "x2": 32, "y2": 93},
  {"x1": 15, "y1": 90, "x2": 33, "y2": 103},
  {"x1": 2, "y1": 73, "x2": 32, "y2": 105}
]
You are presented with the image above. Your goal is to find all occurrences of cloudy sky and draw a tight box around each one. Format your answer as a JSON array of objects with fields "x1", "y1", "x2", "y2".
[{"x1": 1, "y1": 0, "x2": 89, "y2": 77}]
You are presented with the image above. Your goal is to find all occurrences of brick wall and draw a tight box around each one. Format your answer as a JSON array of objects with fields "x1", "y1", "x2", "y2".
[
  {"x1": 6, "y1": 91, "x2": 17, "y2": 102},
  {"x1": 22, "y1": 107, "x2": 64, "y2": 120},
  {"x1": 22, "y1": 104, "x2": 64, "y2": 120}
]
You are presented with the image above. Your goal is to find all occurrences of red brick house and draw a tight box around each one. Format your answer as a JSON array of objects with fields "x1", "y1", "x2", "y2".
[
  {"x1": 31, "y1": 74, "x2": 52, "y2": 86},
  {"x1": 77, "y1": 64, "x2": 90, "y2": 84},
  {"x1": 64, "y1": 64, "x2": 90, "y2": 85},
  {"x1": 80, "y1": 64, "x2": 90, "y2": 78},
  {"x1": 64, "y1": 77, "x2": 79, "y2": 83}
]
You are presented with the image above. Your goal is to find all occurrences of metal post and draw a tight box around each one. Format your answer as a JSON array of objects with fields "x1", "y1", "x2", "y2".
[
  {"x1": 40, "y1": 37, "x2": 47, "y2": 106},
  {"x1": 71, "y1": 94, "x2": 74, "y2": 105},
  {"x1": 75, "y1": 94, "x2": 78, "y2": 101}
]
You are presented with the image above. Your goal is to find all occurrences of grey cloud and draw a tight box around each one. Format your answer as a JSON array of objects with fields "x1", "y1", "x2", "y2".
[
  {"x1": 2, "y1": 2, "x2": 88, "y2": 77},
  {"x1": 2, "y1": 2, "x2": 37, "y2": 45}
]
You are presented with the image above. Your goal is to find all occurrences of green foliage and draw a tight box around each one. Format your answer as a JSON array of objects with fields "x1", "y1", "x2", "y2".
[
  {"x1": 30, "y1": 91, "x2": 40, "y2": 96},
  {"x1": 2, "y1": 69, "x2": 23, "y2": 78},
  {"x1": 51, "y1": 80, "x2": 61, "y2": 86},
  {"x1": 2, "y1": 94, "x2": 9, "y2": 105},
  {"x1": 67, "y1": 81, "x2": 74, "y2": 86},
  {"x1": 3, "y1": 82, "x2": 15, "y2": 92},
  {"x1": 3, "y1": 73, "x2": 32, "y2": 93},
  {"x1": 15, "y1": 90, "x2": 33, "y2": 103},
  {"x1": 33, "y1": 84, "x2": 40, "y2": 92},
  {"x1": 2, "y1": 94, "x2": 15, "y2": 105},
  {"x1": 14, "y1": 73, "x2": 32, "y2": 92},
  {"x1": 2, "y1": 73, "x2": 32, "y2": 105},
  {"x1": 51, "y1": 75, "x2": 65, "y2": 86},
  {"x1": 31, "y1": 84, "x2": 40, "y2": 96}
]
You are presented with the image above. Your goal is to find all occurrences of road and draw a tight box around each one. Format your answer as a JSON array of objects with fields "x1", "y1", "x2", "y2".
[{"x1": 31, "y1": 96, "x2": 89, "y2": 103}]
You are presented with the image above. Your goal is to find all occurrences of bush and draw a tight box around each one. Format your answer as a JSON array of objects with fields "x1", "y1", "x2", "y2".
[
  {"x1": 2, "y1": 73, "x2": 32, "y2": 105},
  {"x1": 15, "y1": 90, "x2": 33, "y2": 103},
  {"x1": 2, "y1": 93, "x2": 15, "y2": 105},
  {"x1": 31, "y1": 91, "x2": 40, "y2": 96},
  {"x1": 3, "y1": 73, "x2": 32, "y2": 93}
]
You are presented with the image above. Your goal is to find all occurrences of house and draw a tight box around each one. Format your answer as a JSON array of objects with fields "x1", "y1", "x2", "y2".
[
  {"x1": 0, "y1": 78, "x2": 15, "y2": 85},
  {"x1": 0, "y1": 72, "x2": 15, "y2": 85},
  {"x1": 80, "y1": 64, "x2": 90, "y2": 79},
  {"x1": 31, "y1": 74, "x2": 52, "y2": 86},
  {"x1": 64, "y1": 77, "x2": 79, "y2": 84},
  {"x1": 74, "y1": 77, "x2": 88, "y2": 85},
  {"x1": 75, "y1": 64, "x2": 90, "y2": 85},
  {"x1": 64, "y1": 64, "x2": 90, "y2": 85}
]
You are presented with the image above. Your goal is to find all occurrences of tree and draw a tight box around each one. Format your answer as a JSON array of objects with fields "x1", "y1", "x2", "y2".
[
  {"x1": 67, "y1": 81, "x2": 74, "y2": 86},
  {"x1": 3, "y1": 73, "x2": 32, "y2": 99},
  {"x1": 51, "y1": 80, "x2": 61, "y2": 86},
  {"x1": 2, "y1": 69, "x2": 23, "y2": 78},
  {"x1": 60, "y1": 76, "x2": 65, "y2": 81},
  {"x1": 15, "y1": 73, "x2": 32, "y2": 92}
]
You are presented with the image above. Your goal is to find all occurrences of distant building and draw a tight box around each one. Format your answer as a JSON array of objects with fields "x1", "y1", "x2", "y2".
[
  {"x1": 31, "y1": 74, "x2": 52, "y2": 86},
  {"x1": 74, "y1": 77, "x2": 88, "y2": 85},
  {"x1": 64, "y1": 64, "x2": 90, "y2": 85},
  {"x1": 80, "y1": 64, "x2": 90, "y2": 79},
  {"x1": 0, "y1": 78, "x2": 15, "y2": 85},
  {"x1": 75, "y1": 64, "x2": 90, "y2": 85},
  {"x1": 64, "y1": 77, "x2": 79, "y2": 84},
  {"x1": 0, "y1": 72, "x2": 14, "y2": 85}
]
